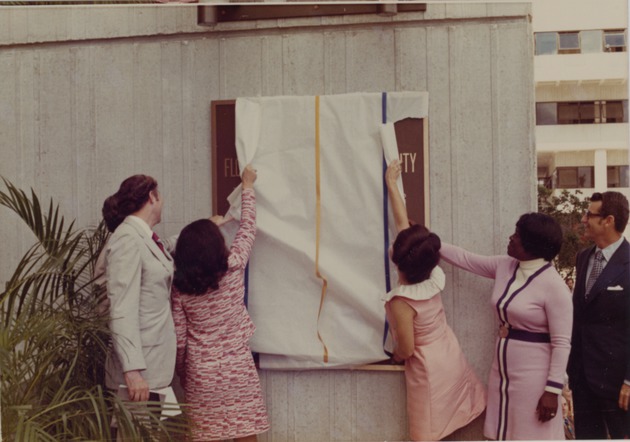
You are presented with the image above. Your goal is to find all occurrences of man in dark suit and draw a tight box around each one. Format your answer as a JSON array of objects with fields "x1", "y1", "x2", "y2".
[{"x1": 567, "y1": 191, "x2": 629, "y2": 439}]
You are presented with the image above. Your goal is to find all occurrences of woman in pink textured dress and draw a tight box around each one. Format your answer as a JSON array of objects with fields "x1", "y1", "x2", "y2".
[
  {"x1": 438, "y1": 211, "x2": 573, "y2": 438},
  {"x1": 385, "y1": 161, "x2": 486, "y2": 441},
  {"x1": 171, "y1": 165, "x2": 269, "y2": 442}
]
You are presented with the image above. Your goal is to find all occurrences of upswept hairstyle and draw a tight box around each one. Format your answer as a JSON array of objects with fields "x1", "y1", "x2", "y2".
[
  {"x1": 173, "y1": 219, "x2": 229, "y2": 295},
  {"x1": 515, "y1": 212, "x2": 563, "y2": 261},
  {"x1": 391, "y1": 224, "x2": 441, "y2": 284},
  {"x1": 590, "y1": 191, "x2": 629, "y2": 233},
  {"x1": 102, "y1": 175, "x2": 157, "y2": 232}
]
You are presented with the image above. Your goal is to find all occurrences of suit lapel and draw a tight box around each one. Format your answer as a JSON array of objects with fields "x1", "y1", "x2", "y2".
[
  {"x1": 123, "y1": 218, "x2": 173, "y2": 270},
  {"x1": 144, "y1": 233, "x2": 173, "y2": 268},
  {"x1": 585, "y1": 239, "x2": 629, "y2": 304}
]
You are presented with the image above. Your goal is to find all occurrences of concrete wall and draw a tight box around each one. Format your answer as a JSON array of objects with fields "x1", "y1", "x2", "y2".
[{"x1": 0, "y1": 4, "x2": 534, "y2": 440}]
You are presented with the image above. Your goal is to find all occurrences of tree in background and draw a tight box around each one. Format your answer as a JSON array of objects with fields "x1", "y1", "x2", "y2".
[{"x1": 537, "y1": 185, "x2": 591, "y2": 279}]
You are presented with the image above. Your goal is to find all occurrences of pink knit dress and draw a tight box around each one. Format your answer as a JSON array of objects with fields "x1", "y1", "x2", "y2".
[
  {"x1": 384, "y1": 266, "x2": 487, "y2": 441},
  {"x1": 171, "y1": 189, "x2": 269, "y2": 441}
]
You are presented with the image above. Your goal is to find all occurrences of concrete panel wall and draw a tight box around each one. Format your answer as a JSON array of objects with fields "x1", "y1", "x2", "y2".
[{"x1": 0, "y1": 4, "x2": 533, "y2": 440}]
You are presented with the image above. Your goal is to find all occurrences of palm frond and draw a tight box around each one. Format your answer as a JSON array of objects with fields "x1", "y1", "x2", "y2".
[{"x1": 1, "y1": 178, "x2": 190, "y2": 441}]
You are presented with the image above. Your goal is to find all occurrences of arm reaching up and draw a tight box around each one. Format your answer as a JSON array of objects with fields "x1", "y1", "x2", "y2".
[
  {"x1": 385, "y1": 160, "x2": 410, "y2": 233},
  {"x1": 228, "y1": 164, "x2": 257, "y2": 269}
]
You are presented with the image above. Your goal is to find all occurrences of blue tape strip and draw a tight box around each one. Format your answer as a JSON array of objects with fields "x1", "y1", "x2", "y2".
[{"x1": 382, "y1": 92, "x2": 392, "y2": 349}]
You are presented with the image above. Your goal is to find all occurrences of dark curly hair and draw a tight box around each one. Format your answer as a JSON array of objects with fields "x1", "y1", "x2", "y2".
[
  {"x1": 515, "y1": 212, "x2": 563, "y2": 261},
  {"x1": 102, "y1": 175, "x2": 157, "y2": 232},
  {"x1": 173, "y1": 219, "x2": 229, "y2": 295},
  {"x1": 391, "y1": 224, "x2": 441, "y2": 284}
]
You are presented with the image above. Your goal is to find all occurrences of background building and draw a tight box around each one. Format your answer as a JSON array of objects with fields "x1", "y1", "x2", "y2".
[{"x1": 532, "y1": 0, "x2": 629, "y2": 236}]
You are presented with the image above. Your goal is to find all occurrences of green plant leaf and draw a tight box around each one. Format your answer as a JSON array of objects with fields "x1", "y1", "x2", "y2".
[{"x1": 1, "y1": 177, "x2": 190, "y2": 440}]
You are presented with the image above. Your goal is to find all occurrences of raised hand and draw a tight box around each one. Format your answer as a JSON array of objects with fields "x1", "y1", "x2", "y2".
[{"x1": 242, "y1": 164, "x2": 257, "y2": 189}]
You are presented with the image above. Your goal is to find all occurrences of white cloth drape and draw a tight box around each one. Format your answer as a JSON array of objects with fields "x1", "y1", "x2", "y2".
[{"x1": 226, "y1": 91, "x2": 429, "y2": 369}]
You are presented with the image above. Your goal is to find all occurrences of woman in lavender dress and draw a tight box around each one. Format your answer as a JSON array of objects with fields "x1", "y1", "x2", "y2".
[{"x1": 439, "y1": 212, "x2": 572, "y2": 440}]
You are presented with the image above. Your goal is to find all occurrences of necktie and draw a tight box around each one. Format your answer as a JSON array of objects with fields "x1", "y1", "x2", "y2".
[
  {"x1": 152, "y1": 232, "x2": 167, "y2": 256},
  {"x1": 584, "y1": 250, "x2": 604, "y2": 299}
]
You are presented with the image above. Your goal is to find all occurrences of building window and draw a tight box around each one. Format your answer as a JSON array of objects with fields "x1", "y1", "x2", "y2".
[
  {"x1": 535, "y1": 32, "x2": 558, "y2": 55},
  {"x1": 581, "y1": 30, "x2": 603, "y2": 53},
  {"x1": 536, "y1": 100, "x2": 628, "y2": 125},
  {"x1": 557, "y1": 102, "x2": 598, "y2": 124},
  {"x1": 536, "y1": 103, "x2": 557, "y2": 125},
  {"x1": 604, "y1": 30, "x2": 627, "y2": 52},
  {"x1": 534, "y1": 29, "x2": 627, "y2": 55},
  {"x1": 558, "y1": 32, "x2": 580, "y2": 54},
  {"x1": 607, "y1": 166, "x2": 629, "y2": 188},
  {"x1": 603, "y1": 100, "x2": 626, "y2": 123},
  {"x1": 556, "y1": 167, "x2": 594, "y2": 189},
  {"x1": 557, "y1": 102, "x2": 580, "y2": 124}
]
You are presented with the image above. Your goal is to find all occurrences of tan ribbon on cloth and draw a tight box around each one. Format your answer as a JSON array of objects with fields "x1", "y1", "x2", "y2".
[{"x1": 314, "y1": 95, "x2": 329, "y2": 363}]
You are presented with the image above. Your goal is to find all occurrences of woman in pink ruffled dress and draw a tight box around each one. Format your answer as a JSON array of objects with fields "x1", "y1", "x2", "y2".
[{"x1": 384, "y1": 160, "x2": 486, "y2": 441}]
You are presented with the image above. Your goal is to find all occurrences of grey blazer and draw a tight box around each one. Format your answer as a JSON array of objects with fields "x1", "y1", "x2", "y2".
[{"x1": 104, "y1": 217, "x2": 177, "y2": 390}]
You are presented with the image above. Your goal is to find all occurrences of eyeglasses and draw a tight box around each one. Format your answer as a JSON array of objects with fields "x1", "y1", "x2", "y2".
[{"x1": 584, "y1": 211, "x2": 604, "y2": 219}]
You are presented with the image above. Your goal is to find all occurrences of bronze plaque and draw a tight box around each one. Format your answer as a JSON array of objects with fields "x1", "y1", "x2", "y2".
[
  {"x1": 211, "y1": 101, "x2": 427, "y2": 226},
  {"x1": 211, "y1": 100, "x2": 240, "y2": 216},
  {"x1": 394, "y1": 117, "x2": 425, "y2": 226}
]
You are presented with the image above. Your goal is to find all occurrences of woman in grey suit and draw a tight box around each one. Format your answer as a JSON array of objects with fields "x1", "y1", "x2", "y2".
[{"x1": 102, "y1": 175, "x2": 177, "y2": 403}]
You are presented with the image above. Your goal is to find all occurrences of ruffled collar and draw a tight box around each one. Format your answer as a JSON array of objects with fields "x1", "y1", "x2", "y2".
[{"x1": 382, "y1": 266, "x2": 446, "y2": 302}]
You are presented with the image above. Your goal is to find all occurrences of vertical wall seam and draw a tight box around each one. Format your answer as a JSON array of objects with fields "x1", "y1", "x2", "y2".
[
  {"x1": 490, "y1": 24, "x2": 501, "y2": 255},
  {"x1": 14, "y1": 51, "x2": 22, "y2": 184},
  {"x1": 90, "y1": 46, "x2": 97, "y2": 221},
  {"x1": 34, "y1": 50, "x2": 41, "y2": 192},
  {"x1": 71, "y1": 47, "x2": 78, "y2": 223},
  {"x1": 159, "y1": 41, "x2": 165, "y2": 182},
  {"x1": 132, "y1": 43, "x2": 138, "y2": 174},
  {"x1": 447, "y1": 25, "x2": 458, "y2": 318}
]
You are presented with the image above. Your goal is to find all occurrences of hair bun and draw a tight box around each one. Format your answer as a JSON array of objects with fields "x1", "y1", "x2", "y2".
[
  {"x1": 392, "y1": 224, "x2": 441, "y2": 284},
  {"x1": 102, "y1": 195, "x2": 123, "y2": 232},
  {"x1": 102, "y1": 175, "x2": 158, "y2": 232}
]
